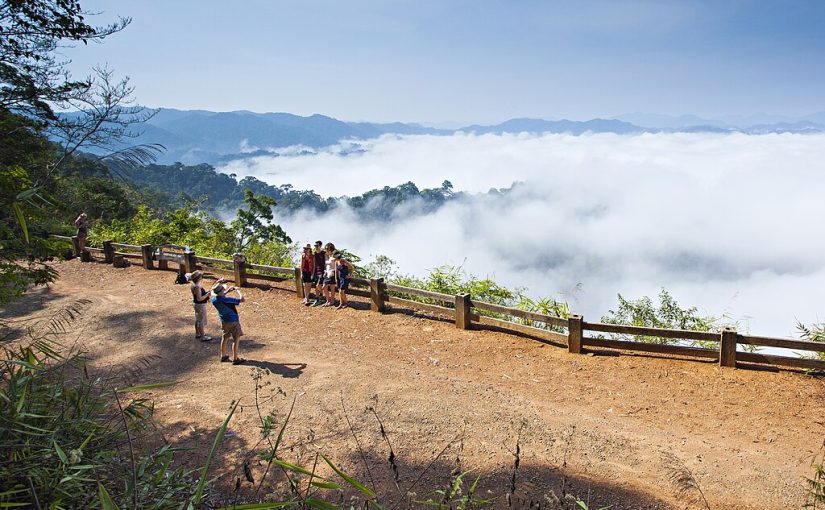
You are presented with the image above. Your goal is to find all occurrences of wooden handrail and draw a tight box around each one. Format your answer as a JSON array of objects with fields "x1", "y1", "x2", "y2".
[
  {"x1": 738, "y1": 334, "x2": 825, "y2": 353},
  {"x1": 71, "y1": 239, "x2": 825, "y2": 372},
  {"x1": 583, "y1": 322, "x2": 720, "y2": 342},
  {"x1": 469, "y1": 299, "x2": 568, "y2": 328},
  {"x1": 384, "y1": 283, "x2": 453, "y2": 303},
  {"x1": 246, "y1": 263, "x2": 294, "y2": 276},
  {"x1": 195, "y1": 255, "x2": 233, "y2": 266},
  {"x1": 110, "y1": 242, "x2": 142, "y2": 251}
]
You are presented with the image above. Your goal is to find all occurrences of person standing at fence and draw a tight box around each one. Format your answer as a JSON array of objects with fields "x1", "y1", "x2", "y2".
[
  {"x1": 187, "y1": 271, "x2": 214, "y2": 342},
  {"x1": 333, "y1": 250, "x2": 354, "y2": 309},
  {"x1": 300, "y1": 244, "x2": 315, "y2": 306},
  {"x1": 312, "y1": 240, "x2": 327, "y2": 306},
  {"x1": 211, "y1": 282, "x2": 246, "y2": 365},
  {"x1": 321, "y1": 242, "x2": 337, "y2": 307},
  {"x1": 74, "y1": 213, "x2": 88, "y2": 256}
]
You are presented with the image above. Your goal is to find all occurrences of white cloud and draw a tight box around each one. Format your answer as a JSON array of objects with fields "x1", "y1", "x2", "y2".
[{"x1": 221, "y1": 132, "x2": 825, "y2": 339}]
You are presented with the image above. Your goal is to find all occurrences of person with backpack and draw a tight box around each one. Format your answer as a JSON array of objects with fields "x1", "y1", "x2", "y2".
[{"x1": 210, "y1": 282, "x2": 246, "y2": 365}]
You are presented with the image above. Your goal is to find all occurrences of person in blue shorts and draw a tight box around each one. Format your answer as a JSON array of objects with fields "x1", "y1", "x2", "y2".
[
  {"x1": 332, "y1": 250, "x2": 355, "y2": 309},
  {"x1": 210, "y1": 282, "x2": 246, "y2": 365}
]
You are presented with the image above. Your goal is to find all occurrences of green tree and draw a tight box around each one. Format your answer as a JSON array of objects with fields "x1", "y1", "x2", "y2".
[
  {"x1": 231, "y1": 189, "x2": 291, "y2": 252},
  {"x1": 0, "y1": 0, "x2": 129, "y2": 122},
  {"x1": 0, "y1": 1, "x2": 159, "y2": 304}
]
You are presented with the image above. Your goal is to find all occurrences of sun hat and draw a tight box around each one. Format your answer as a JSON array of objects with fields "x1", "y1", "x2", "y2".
[
  {"x1": 332, "y1": 250, "x2": 342, "y2": 259},
  {"x1": 211, "y1": 283, "x2": 227, "y2": 295},
  {"x1": 187, "y1": 270, "x2": 204, "y2": 282}
]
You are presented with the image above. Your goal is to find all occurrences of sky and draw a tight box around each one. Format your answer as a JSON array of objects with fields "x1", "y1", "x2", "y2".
[{"x1": 64, "y1": 0, "x2": 825, "y2": 123}]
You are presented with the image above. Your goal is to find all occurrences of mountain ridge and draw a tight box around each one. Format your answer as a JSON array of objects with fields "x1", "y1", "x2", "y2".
[{"x1": 103, "y1": 108, "x2": 825, "y2": 165}]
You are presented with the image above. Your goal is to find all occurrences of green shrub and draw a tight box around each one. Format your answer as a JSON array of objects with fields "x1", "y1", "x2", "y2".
[{"x1": 0, "y1": 323, "x2": 199, "y2": 508}]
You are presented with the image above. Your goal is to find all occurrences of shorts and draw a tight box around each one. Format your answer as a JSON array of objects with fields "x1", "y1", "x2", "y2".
[
  {"x1": 76, "y1": 228, "x2": 88, "y2": 239},
  {"x1": 315, "y1": 273, "x2": 325, "y2": 286},
  {"x1": 337, "y1": 278, "x2": 350, "y2": 291},
  {"x1": 221, "y1": 321, "x2": 243, "y2": 343},
  {"x1": 323, "y1": 276, "x2": 336, "y2": 286},
  {"x1": 302, "y1": 271, "x2": 313, "y2": 283},
  {"x1": 194, "y1": 303, "x2": 208, "y2": 329}
]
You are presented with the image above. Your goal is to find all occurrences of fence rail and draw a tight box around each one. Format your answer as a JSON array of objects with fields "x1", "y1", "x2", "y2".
[
  {"x1": 111, "y1": 242, "x2": 141, "y2": 251},
  {"x1": 384, "y1": 283, "x2": 453, "y2": 303},
  {"x1": 195, "y1": 255, "x2": 233, "y2": 266},
  {"x1": 470, "y1": 299, "x2": 569, "y2": 329},
  {"x1": 583, "y1": 322, "x2": 719, "y2": 342},
  {"x1": 246, "y1": 263, "x2": 294, "y2": 276},
  {"x1": 68, "y1": 238, "x2": 825, "y2": 373}
]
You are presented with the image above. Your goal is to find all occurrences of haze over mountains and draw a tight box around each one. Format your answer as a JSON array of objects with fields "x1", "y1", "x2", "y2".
[{"x1": 127, "y1": 108, "x2": 825, "y2": 165}]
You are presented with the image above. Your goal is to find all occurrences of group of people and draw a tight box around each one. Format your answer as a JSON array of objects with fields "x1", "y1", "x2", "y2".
[
  {"x1": 185, "y1": 240, "x2": 356, "y2": 365},
  {"x1": 300, "y1": 241, "x2": 355, "y2": 309}
]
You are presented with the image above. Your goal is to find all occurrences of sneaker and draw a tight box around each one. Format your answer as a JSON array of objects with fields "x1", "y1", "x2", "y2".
[
  {"x1": 200, "y1": 336, "x2": 213, "y2": 342},
  {"x1": 304, "y1": 299, "x2": 312, "y2": 306},
  {"x1": 302, "y1": 298, "x2": 309, "y2": 305},
  {"x1": 337, "y1": 303, "x2": 347, "y2": 310},
  {"x1": 220, "y1": 355, "x2": 230, "y2": 363},
  {"x1": 311, "y1": 299, "x2": 324, "y2": 307}
]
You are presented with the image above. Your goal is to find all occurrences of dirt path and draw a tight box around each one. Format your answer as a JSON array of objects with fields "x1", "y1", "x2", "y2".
[{"x1": 4, "y1": 260, "x2": 824, "y2": 509}]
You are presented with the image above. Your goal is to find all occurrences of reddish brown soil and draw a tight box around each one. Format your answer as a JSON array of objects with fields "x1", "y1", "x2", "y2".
[{"x1": 3, "y1": 260, "x2": 824, "y2": 509}]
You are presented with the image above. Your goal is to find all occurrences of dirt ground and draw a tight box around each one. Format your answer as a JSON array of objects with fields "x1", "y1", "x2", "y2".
[{"x1": 3, "y1": 259, "x2": 825, "y2": 509}]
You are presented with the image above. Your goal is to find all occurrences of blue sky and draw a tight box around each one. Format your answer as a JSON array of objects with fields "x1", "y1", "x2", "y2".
[{"x1": 65, "y1": 1, "x2": 825, "y2": 123}]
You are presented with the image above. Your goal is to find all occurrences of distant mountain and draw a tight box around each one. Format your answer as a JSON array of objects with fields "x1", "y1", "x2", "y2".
[
  {"x1": 125, "y1": 109, "x2": 447, "y2": 164},
  {"x1": 458, "y1": 117, "x2": 643, "y2": 135},
  {"x1": 73, "y1": 108, "x2": 825, "y2": 165},
  {"x1": 613, "y1": 113, "x2": 728, "y2": 129}
]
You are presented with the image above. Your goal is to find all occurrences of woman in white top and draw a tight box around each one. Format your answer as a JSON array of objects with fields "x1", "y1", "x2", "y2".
[{"x1": 322, "y1": 242, "x2": 337, "y2": 307}]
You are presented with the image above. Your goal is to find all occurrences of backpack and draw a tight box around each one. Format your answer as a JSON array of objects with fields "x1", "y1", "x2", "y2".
[{"x1": 174, "y1": 272, "x2": 188, "y2": 285}]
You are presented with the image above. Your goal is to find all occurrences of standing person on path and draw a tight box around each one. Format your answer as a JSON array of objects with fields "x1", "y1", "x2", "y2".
[
  {"x1": 312, "y1": 240, "x2": 327, "y2": 306},
  {"x1": 187, "y1": 271, "x2": 217, "y2": 342},
  {"x1": 333, "y1": 250, "x2": 355, "y2": 309},
  {"x1": 321, "y1": 242, "x2": 337, "y2": 307},
  {"x1": 300, "y1": 244, "x2": 315, "y2": 306},
  {"x1": 74, "y1": 213, "x2": 88, "y2": 256},
  {"x1": 210, "y1": 282, "x2": 246, "y2": 365}
]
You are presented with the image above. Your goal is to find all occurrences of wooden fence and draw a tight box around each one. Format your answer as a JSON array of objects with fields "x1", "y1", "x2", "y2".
[{"x1": 49, "y1": 234, "x2": 825, "y2": 372}]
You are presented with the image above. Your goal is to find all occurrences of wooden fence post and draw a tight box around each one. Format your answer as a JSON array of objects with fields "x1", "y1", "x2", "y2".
[
  {"x1": 103, "y1": 240, "x2": 114, "y2": 264},
  {"x1": 568, "y1": 314, "x2": 583, "y2": 353},
  {"x1": 370, "y1": 278, "x2": 385, "y2": 312},
  {"x1": 71, "y1": 236, "x2": 81, "y2": 258},
  {"x1": 183, "y1": 249, "x2": 196, "y2": 274},
  {"x1": 233, "y1": 253, "x2": 247, "y2": 287},
  {"x1": 141, "y1": 245, "x2": 154, "y2": 270},
  {"x1": 719, "y1": 326, "x2": 737, "y2": 368},
  {"x1": 294, "y1": 267, "x2": 304, "y2": 299},
  {"x1": 455, "y1": 293, "x2": 471, "y2": 329},
  {"x1": 157, "y1": 247, "x2": 168, "y2": 270}
]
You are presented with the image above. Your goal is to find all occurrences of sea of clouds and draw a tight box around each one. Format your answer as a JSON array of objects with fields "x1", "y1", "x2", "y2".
[{"x1": 219, "y1": 132, "x2": 825, "y2": 341}]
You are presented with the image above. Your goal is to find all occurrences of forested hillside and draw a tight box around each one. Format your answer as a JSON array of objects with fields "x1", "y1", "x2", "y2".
[{"x1": 115, "y1": 160, "x2": 463, "y2": 219}]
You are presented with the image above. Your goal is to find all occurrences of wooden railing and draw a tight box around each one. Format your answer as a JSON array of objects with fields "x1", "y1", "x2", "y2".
[{"x1": 57, "y1": 235, "x2": 825, "y2": 373}]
